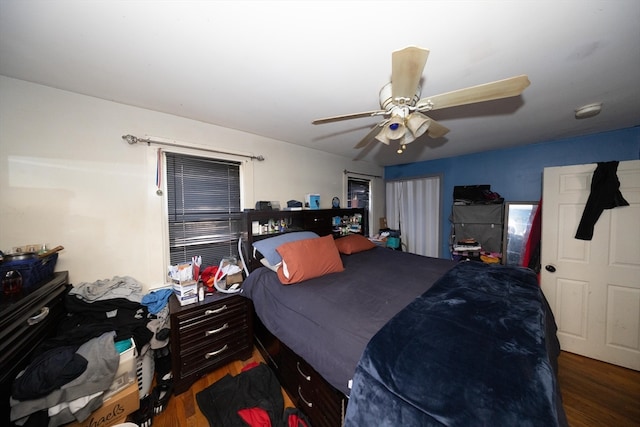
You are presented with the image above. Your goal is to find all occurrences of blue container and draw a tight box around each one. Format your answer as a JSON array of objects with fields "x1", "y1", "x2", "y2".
[
  {"x1": 386, "y1": 237, "x2": 400, "y2": 249},
  {"x1": 0, "y1": 253, "x2": 58, "y2": 289}
]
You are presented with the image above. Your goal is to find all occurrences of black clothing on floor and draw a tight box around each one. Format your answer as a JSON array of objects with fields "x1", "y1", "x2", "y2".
[{"x1": 196, "y1": 363, "x2": 284, "y2": 427}]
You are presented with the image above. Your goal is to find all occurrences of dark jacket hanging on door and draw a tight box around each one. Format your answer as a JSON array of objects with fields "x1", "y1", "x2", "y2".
[{"x1": 575, "y1": 161, "x2": 629, "y2": 240}]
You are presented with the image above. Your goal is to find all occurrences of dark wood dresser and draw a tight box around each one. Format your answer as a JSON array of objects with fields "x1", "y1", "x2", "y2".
[
  {"x1": 169, "y1": 292, "x2": 253, "y2": 395},
  {"x1": 0, "y1": 271, "x2": 70, "y2": 426}
]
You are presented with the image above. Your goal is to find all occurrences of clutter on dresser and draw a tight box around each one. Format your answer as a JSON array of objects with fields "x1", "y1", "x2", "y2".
[
  {"x1": 170, "y1": 253, "x2": 245, "y2": 306},
  {"x1": 168, "y1": 260, "x2": 199, "y2": 306},
  {"x1": 202, "y1": 255, "x2": 244, "y2": 294}
]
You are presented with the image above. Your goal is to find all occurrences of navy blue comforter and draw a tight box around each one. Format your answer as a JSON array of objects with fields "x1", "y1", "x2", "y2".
[{"x1": 344, "y1": 261, "x2": 567, "y2": 427}]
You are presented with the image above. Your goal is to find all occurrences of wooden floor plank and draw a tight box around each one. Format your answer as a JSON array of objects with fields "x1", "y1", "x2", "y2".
[{"x1": 557, "y1": 351, "x2": 640, "y2": 427}]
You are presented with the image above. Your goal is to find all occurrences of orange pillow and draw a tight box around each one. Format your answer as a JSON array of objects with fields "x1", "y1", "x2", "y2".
[
  {"x1": 276, "y1": 235, "x2": 344, "y2": 285},
  {"x1": 334, "y1": 234, "x2": 376, "y2": 255}
]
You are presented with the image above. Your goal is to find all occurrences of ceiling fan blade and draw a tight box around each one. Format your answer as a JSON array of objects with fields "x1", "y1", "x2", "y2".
[
  {"x1": 312, "y1": 110, "x2": 387, "y2": 125},
  {"x1": 425, "y1": 117, "x2": 450, "y2": 138},
  {"x1": 354, "y1": 125, "x2": 383, "y2": 149},
  {"x1": 392, "y1": 46, "x2": 429, "y2": 100},
  {"x1": 416, "y1": 75, "x2": 530, "y2": 111}
]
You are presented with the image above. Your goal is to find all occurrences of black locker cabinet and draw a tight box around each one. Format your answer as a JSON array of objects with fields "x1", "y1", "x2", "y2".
[{"x1": 451, "y1": 204, "x2": 504, "y2": 254}]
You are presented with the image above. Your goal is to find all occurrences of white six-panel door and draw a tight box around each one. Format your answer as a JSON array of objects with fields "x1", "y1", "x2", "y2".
[{"x1": 541, "y1": 160, "x2": 640, "y2": 370}]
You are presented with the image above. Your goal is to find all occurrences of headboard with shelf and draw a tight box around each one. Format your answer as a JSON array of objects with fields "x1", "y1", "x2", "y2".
[{"x1": 243, "y1": 208, "x2": 365, "y2": 272}]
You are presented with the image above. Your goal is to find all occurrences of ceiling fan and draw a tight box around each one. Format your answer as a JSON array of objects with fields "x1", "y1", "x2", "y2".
[{"x1": 312, "y1": 46, "x2": 530, "y2": 154}]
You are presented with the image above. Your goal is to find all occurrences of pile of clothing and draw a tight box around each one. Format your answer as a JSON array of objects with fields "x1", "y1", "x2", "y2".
[
  {"x1": 9, "y1": 276, "x2": 173, "y2": 427},
  {"x1": 196, "y1": 362, "x2": 310, "y2": 427}
]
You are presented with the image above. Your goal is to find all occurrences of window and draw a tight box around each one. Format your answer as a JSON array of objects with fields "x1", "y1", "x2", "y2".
[
  {"x1": 347, "y1": 177, "x2": 370, "y2": 235},
  {"x1": 166, "y1": 152, "x2": 242, "y2": 268},
  {"x1": 347, "y1": 177, "x2": 370, "y2": 209}
]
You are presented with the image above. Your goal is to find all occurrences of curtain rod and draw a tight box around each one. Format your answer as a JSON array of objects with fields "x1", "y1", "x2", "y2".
[
  {"x1": 344, "y1": 169, "x2": 382, "y2": 179},
  {"x1": 122, "y1": 134, "x2": 265, "y2": 161}
]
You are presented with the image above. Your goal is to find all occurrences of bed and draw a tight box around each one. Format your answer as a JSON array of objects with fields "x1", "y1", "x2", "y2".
[{"x1": 240, "y1": 230, "x2": 567, "y2": 427}]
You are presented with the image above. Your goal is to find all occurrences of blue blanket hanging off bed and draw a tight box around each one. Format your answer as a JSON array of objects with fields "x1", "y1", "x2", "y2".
[{"x1": 344, "y1": 261, "x2": 567, "y2": 427}]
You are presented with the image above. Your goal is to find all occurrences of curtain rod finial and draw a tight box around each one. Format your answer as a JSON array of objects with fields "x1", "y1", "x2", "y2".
[{"x1": 122, "y1": 134, "x2": 137, "y2": 144}]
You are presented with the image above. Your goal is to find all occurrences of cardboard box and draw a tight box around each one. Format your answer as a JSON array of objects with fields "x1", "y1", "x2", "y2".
[
  {"x1": 173, "y1": 280, "x2": 198, "y2": 305},
  {"x1": 221, "y1": 260, "x2": 243, "y2": 287},
  {"x1": 379, "y1": 217, "x2": 388, "y2": 229},
  {"x1": 103, "y1": 338, "x2": 137, "y2": 400},
  {"x1": 172, "y1": 279, "x2": 197, "y2": 291},
  {"x1": 226, "y1": 271, "x2": 244, "y2": 287},
  {"x1": 175, "y1": 294, "x2": 198, "y2": 306},
  {"x1": 306, "y1": 193, "x2": 320, "y2": 209},
  {"x1": 64, "y1": 381, "x2": 139, "y2": 427}
]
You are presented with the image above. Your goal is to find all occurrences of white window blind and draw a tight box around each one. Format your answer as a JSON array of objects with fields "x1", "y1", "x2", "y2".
[{"x1": 166, "y1": 152, "x2": 242, "y2": 268}]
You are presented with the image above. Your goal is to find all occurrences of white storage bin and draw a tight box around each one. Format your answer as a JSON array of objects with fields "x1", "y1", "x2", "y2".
[
  {"x1": 104, "y1": 338, "x2": 137, "y2": 400},
  {"x1": 136, "y1": 347, "x2": 155, "y2": 399}
]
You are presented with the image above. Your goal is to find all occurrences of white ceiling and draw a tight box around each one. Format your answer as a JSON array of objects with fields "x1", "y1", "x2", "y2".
[{"x1": 1, "y1": 1, "x2": 638, "y2": 166}]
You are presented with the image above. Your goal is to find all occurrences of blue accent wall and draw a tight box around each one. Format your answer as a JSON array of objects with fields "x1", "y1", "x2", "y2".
[{"x1": 385, "y1": 126, "x2": 640, "y2": 258}]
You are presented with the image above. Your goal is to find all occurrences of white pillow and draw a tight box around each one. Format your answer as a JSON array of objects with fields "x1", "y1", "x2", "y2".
[
  {"x1": 252, "y1": 231, "x2": 319, "y2": 266},
  {"x1": 259, "y1": 257, "x2": 281, "y2": 272}
]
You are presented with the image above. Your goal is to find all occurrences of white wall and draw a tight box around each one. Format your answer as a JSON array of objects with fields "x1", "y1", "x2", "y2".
[{"x1": 0, "y1": 76, "x2": 384, "y2": 289}]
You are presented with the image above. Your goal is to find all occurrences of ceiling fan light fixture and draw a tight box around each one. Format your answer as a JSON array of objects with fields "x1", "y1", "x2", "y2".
[
  {"x1": 403, "y1": 131, "x2": 416, "y2": 145},
  {"x1": 575, "y1": 103, "x2": 602, "y2": 119},
  {"x1": 379, "y1": 82, "x2": 420, "y2": 110},
  {"x1": 375, "y1": 128, "x2": 391, "y2": 145},
  {"x1": 406, "y1": 112, "x2": 431, "y2": 138},
  {"x1": 311, "y1": 46, "x2": 529, "y2": 159},
  {"x1": 384, "y1": 116, "x2": 406, "y2": 140}
]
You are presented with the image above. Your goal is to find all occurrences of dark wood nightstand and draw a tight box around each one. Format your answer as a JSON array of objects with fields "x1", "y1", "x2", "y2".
[{"x1": 169, "y1": 292, "x2": 253, "y2": 395}]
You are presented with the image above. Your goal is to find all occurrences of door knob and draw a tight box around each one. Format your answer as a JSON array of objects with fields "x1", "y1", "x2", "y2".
[{"x1": 545, "y1": 265, "x2": 556, "y2": 273}]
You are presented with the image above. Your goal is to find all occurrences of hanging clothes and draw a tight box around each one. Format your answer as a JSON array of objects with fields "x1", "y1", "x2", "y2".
[{"x1": 575, "y1": 161, "x2": 629, "y2": 240}]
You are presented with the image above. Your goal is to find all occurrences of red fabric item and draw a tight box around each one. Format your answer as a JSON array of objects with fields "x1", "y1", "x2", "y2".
[
  {"x1": 241, "y1": 361, "x2": 260, "y2": 372},
  {"x1": 287, "y1": 413, "x2": 310, "y2": 427},
  {"x1": 201, "y1": 265, "x2": 220, "y2": 287},
  {"x1": 238, "y1": 407, "x2": 271, "y2": 427},
  {"x1": 522, "y1": 199, "x2": 542, "y2": 281}
]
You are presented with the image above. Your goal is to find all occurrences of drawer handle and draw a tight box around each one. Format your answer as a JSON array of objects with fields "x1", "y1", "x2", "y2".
[
  {"x1": 297, "y1": 386, "x2": 313, "y2": 408},
  {"x1": 205, "y1": 344, "x2": 228, "y2": 359},
  {"x1": 205, "y1": 323, "x2": 229, "y2": 336},
  {"x1": 27, "y1": 307, "x2": 50, "y2": 325},
  {"x1": 296, "y1": 361, "x2": 311, "y2": 381},
  {"x1": 205, "y1": 305, "x2": 228, "y2": 315}
]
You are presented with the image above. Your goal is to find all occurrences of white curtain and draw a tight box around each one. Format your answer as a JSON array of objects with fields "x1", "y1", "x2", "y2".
[{"x1": 385, "y1": 176, "x2": 440, "y2": 257}]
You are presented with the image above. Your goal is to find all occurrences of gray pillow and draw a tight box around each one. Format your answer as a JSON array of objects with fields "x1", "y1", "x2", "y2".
[{"x1": 252, "y1": 231, "x2": 319, "y2": 266}]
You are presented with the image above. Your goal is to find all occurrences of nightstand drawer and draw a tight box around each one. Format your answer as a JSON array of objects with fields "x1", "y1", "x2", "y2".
[
  {"x1": 177, "y1": 306, "x2": 250, "y2": 349},
  {"x1": 174, "y1": 297, "x2": 247, "y2": 329},
  {"x1": 169, "y1": 294, "x2": 254, "y2": 395},
  {"x1": 180, "y1": 332, "x2": 252, "y2": 377}
]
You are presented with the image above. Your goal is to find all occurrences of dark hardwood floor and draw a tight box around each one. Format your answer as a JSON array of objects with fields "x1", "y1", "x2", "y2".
[
  {"x1": 151, "y1": 348, "x2": 639, "y2": 427},
  {"x1": 557, "y1": 351, "x2": 639, "y2": 427}
]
